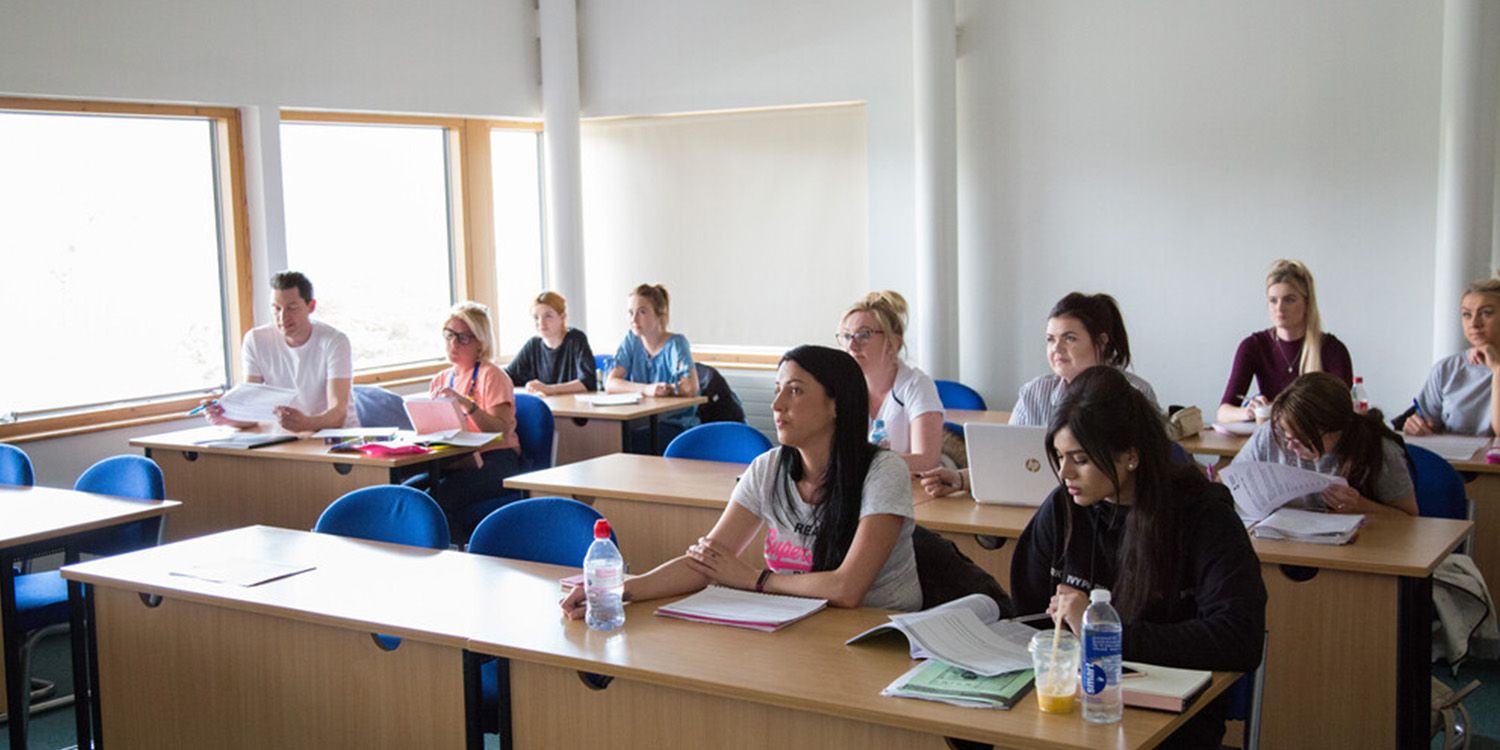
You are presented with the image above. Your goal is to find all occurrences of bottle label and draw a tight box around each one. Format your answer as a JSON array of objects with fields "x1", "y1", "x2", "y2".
[
  {"x1": 1082, "y1": 629, "x2": 1121, "y2": 696},
  {"x1": 586, "y1": 564, "x2": 623, "y2": 589}
]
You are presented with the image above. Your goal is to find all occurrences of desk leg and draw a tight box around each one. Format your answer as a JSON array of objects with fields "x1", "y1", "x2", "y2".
[
  {"x1": 462, "y1": 650, "x2": 484, "y2": 750},
  {"x1": 649, "y1": 416, "x2": 659, "y2": 454},
  {"x1": 1396, "y1": 576, "x2": 1432, "y2": 750},
  {"x1": 621, "y1": 420, "x2": 635, "y2": 454},
  {"x1": 1, "y1": 552, "x2": 26, "y2": 750},
  {"x1": 86, "y1": 586, "x2": 102, "y2": 748},
  {"x1": 66, "y1": 546, "x2": 94, "y2": 750}
]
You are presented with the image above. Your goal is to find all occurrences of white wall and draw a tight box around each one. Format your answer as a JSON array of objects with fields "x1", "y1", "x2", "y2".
[
  {"x1": 956, "y1": 0, "x2": 1445, "y2": 414},
  {"x1": 577, "y1": 0, "x2": 918, "y2": 348}
]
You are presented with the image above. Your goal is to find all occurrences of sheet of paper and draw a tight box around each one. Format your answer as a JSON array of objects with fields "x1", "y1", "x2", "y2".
[
  {"x1": 169, "y1": 558, "x2": 314, "y2": 587},
  {"x1": 312, "y1": 427, "x2": 398, "y2": 439},
  {"x1": 403, "y1": 397, "x2": 465, "y2": 433},
  {"x1": 1406, "y1": 434, "x2": 1491, "y2": 461},
  {"x1": 216, "y1": 383, "x2": 297, "y2": 423},
  {"x1": 656, "y1": 585, "x2": 826, "y2": 625},
  {"x1": 897, "y1": 608, "x2": 1033, "y2": 676},
  {"x1": 1251, "y1": 508, "x2": 1364, "y2": 543},
  {"x1": 1212, "y1": 421, "x2": 1257, "y2": 436},
  {"x1": 577, "y1": 393, "x2": 643, "y2": 406},
  {"x1": 1218, "y1": 461, "x2": 1347, "y2": 521}
]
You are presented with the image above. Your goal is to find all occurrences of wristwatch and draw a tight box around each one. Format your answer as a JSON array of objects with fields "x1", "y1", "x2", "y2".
[{"x1": 464, "y1": 400, "x2": 478, "y2": 415}]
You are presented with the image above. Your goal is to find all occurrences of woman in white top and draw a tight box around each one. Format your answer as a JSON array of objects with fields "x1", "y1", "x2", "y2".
[
  {"x1": 836, "y1": 290, "x2": 944, "y2": 472},
  {"x1": 559, "y1": 345, "x2": 921, "y2": 613}
]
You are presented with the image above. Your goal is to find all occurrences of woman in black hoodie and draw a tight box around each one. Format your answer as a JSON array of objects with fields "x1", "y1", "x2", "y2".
[{"x1": 1010, "y1": 366, "x2": 1266, "y2": 749}]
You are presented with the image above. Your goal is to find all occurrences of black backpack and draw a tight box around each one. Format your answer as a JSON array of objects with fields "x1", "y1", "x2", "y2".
[{"x1": 695, "y1": 363, "x2": 746, "y2": 424}]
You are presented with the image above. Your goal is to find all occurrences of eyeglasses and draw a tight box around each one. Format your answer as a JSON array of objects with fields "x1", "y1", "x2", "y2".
[
  {"x1": 835, "y1": 329, "x2": 885, "y2": 347},
  {"x1": 1272, "y1": 423, "x2": 1319, "y2": 458},
  {"x1": 442, "y1": 328, "x2": 477, "y2": 345}
]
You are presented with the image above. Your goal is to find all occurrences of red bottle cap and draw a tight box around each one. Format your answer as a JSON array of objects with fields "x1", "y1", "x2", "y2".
[{"x1": 594, "y1": 519, "x2": 611, "y2": 539}]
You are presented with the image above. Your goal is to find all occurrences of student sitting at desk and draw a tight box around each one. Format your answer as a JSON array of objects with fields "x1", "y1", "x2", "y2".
[
  {"x1": 607, "y1": 283, "x2": 699, "y2": 450},
  {"x1": 562, "y1": 345, "x2": 921, "y2": 614},
  {"x1": 505, "y1": 291, "x2": 597, "y2": 396},
  {"x1": 1009, "y1": 292, "x2": 1158, "y2": 427},
  {"x1": 1011, "y1": 366, "x2": 1266, "y2": 749},
  {"x1": 202, "y1": 270, "x2": 357, "y2": 431},
  {"x1": 420, "y1": 301, "x2": 522, "y2": 541},
  {"x1": 1217, "y1": 259, "x2": 1353, "y2": 424},
  {"x1": 838, "y1": 290, "x2": 943, "y2": 472},
  {"x1": 1237, "y1": 372, "x2": 1417, "y2": 516},
  {"x1": 1405, "y1": 273, "x2": 1500, "y2": 437}
]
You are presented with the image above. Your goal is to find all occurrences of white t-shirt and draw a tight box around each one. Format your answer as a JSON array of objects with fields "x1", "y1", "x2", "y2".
[
  {"x1": 871, "y1": 361, "x2": 945, "y2": 454},
  {"x1": 242, "y1": 320, "x2": 358, "y2": 428},
  {"x1": 731, "y1": 448, "x2": 921, "y2": 611}
]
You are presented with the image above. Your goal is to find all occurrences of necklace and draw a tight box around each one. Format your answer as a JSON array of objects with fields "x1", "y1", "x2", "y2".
[{"x1": 1269, "y1": 331, "x2": 1299, "y2": 374}]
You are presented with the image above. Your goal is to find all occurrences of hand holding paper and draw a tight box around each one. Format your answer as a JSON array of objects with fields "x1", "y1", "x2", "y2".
[{"x1": 215, "y1": 383, "x2": 298, "y2": 423}]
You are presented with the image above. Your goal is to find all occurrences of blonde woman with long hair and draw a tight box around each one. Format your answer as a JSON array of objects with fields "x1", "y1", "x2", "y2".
[
  {"x1": 1217, "y1": 260, "x2": 1353, "y2": 424},
  {"x1": 1406, "y1": 274, "x2": 1500, "y2": 436}
]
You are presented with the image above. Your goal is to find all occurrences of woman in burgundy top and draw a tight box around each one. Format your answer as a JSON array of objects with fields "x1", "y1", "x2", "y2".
[{"x1": 1217, "y1": 259, "x2": 1354, "y2": 423}]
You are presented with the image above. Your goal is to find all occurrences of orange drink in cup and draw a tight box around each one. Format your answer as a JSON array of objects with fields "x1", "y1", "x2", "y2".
[{"x1": 1029, "y1": 629, "x2": 1080, "y2": 714}]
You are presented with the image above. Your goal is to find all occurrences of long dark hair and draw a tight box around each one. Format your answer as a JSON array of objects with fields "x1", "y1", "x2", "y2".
[
  {"x1": 773, "y1": 345, "x2": 880, "y2": 571},
  {"x1": 1271, "y1": 372, "x2": 1403, "y2": 498},
  {"x1": 1049, "y1": 292, "x2": 1132, "y2": 368},
  {"x1": 1044, "y1": 366, "x2": 1199, "y2": 620}
]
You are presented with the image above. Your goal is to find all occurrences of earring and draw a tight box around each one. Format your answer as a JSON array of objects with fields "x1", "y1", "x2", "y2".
[{"x1": 1128, "y1": 462, "x2": 1137, "y2": 470}]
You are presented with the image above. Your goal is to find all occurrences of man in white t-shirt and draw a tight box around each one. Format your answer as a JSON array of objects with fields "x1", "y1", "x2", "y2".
[{"x1": 203, "y1": 271, "x2": 357, "y2": 431}]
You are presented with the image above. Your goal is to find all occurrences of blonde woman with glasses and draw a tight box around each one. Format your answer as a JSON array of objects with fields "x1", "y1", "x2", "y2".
[{"x1": 837, "y1": 291, "x2": 944, "y2": 472}]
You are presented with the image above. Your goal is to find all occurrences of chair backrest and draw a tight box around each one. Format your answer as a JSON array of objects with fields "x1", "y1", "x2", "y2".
[
  {"x1": 0, "y1": 443, "x2": 35, "y2": 486},
  {"x1": 353, "y1": 385, "x2": 414, "y2": 430},
  {"x1": 1407, "y1": 444, "x2": 1468, "y2": 520},
  {"x1": 664, "y1": 422, "x2": 772, "y2": 463},
  {"x1": 73, "y1": 455, "x2": 166, "y2": 555},
  {"x1": 594, "y1": 354, "x2": 614, "y2": 374},
  {"x1": 314, "y1": 485, "x2": 451, "y2": 549},
  {"x1": 468, "y1": 497, "x2": 616, "y2": 567},
  {"x1": 934, "y1": 380, "x2": 987, "y2": 410},
  {"x1": 695, "y1": 363, "x2": 747, "y2": 424},
  {"x1": 512, "y1": 393, "x2": 556, "y2": 471}
]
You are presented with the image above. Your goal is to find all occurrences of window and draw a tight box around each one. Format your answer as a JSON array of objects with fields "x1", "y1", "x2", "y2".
[
  {"x1": 280, "y1": 118, "x2": 457, "y2": 371},
  {"x1": 490, "y1": 128, "x2": 545, "y2": 355},
  {"x1": 578, "y1": 104, "x2": 869, "y2": 351},
  {"x1": 0, "y1": 99, "x2": 248, "y2": 426}
]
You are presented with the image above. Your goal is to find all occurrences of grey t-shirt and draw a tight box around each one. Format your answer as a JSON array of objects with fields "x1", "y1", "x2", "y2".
[
  {"x1": 1009, "y1": 369, "x2": 1160, "y2": 427},
  {"x1": 1416, "y1": 352, "x2": 1494, "y2": 436},
  {"x1": 731, "y1": 449, "x2": 921, "y2": 611},
  {"x1": 1234, "y1": 423, "x2": 1414, "y2": 508}
]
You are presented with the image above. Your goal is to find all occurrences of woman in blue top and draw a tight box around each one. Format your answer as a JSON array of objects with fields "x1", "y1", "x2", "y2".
[{"x1": 608, "y1": 283, "x2": 700, "y2": 450}]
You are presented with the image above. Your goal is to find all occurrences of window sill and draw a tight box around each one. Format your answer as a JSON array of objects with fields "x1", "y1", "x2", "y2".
[{"x1": 0, "y1": 362, "x2": 453, "y2": 444}]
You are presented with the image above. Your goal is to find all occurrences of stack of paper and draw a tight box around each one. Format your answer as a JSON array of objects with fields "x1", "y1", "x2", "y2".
[
  {"x1": 846, "y1": 593, "x2": 1035, "y2": 676},
  {"x1": 169, "y1": 558, "x2": 315, "y2": 587},
  {"x1": 577, "y1": 392, "x2": 643, "y2": 406},
  {"x1": 194, "y1": 433, "x2": 298, "y2": 450},
  {"x1": 1121, "y1": 661, "x2": 1212, "y2": 712},
  {"x1": 1406, "y1": 435, "x2": 1491, "y2": 462},
  {"x1": 215, "y1": 383, "x2": 298, "y2": 422},
  {"x1": 1249, "y1": 507, "x2": 1364, "y2": 544},
  {"x1": 1219, "y1": 461, "x2": 1348, "y2": 522},
  {"x1": 654, "y1": 585, "x2": 826, "y2": 632},
  {"x1": 882, "y1": 662, "x2": 1034, "y2": 709}
]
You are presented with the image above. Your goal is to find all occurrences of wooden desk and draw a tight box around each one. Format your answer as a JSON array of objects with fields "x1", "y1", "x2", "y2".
[
  {"x1": 540, "y1": 394, "x2": 707, "y2": 464},
  {"x1": 945, "y1": 408, "x2": 1010, "y2": 426},
  {"x1": 59, "y1": 526, "x2": 513, "y2": 749},
  {"x1": 131, "y1": 426, "x2": 482, "y2": 540},
  {"x1": 1, "y1": 486, "x2": 179, "y2": 750},
  {"x1": 465, "y1": 571, "x2": 1237, "y2": 749},
  {"x1": 911, "y1": 495, "x2": 1469, "y2": 748},
  {"x1": 504, "y1": 454, "x2": 934, "y2": 573}
]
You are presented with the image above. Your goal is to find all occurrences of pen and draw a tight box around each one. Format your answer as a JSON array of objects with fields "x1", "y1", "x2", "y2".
[
  {"x1": 187, "y1": 400, "x2": 217, "y2": 416},
  {"x1": 1411, "y1": 399, "x2": 1424, "y2": 418}
]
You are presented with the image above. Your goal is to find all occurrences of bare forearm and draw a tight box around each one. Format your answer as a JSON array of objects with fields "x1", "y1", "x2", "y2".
[{"x1": 623, "y1": 556, "x2": 712, "y2": 602}]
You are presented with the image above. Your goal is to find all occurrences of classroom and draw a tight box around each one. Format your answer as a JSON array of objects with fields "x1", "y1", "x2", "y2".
[{"x1": 2, "y1": 1, "x2": 1498, "y2": 748}]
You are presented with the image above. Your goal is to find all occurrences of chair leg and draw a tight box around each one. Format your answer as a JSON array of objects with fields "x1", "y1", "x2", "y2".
[{"x1": 0, "y1": 623, "x2": 73, "y2": 727}]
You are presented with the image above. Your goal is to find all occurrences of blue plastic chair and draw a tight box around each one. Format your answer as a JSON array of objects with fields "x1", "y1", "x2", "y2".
[
  {"x1": 459, "y1": 394, "x2": 557, "y2": 533},
  {"x1": 352, "y1": 385, "x2": 414, "y2": 430},
  {"x1": 1408, "y1": 445, "x2": 1469, "y2": 521},
  {"x1": 934, "y1": 380, "x2": 987, "y2": 410},
  {"x1": 0, "y1": 443, "x2": 34, "y2": 486},
  {"x1": 9, "y1": 455, "x2": 166, "y2": 732},
  {"x1": 594, "y1": 354, "x2": 614, "y2": 375},
  {"x1": 314, "y1": 485, "x2": 452, "y2": 550},
  {"x1": 663, "y1": 422, "x2": 772, "y2": 464},
  {"x1": 467, "y1": 497, "x2": 619, "y2": 739}
]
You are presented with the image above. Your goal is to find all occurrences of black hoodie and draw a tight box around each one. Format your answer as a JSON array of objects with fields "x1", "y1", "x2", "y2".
[{"x1": 1010, "y1": 473, "x2": 1267, "y2": 749}]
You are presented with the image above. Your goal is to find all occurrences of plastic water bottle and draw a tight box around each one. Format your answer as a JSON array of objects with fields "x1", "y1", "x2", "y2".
[
  {"x1": 1081, "y1": 588, "x2": 1123, "y2": 724},
  {"x1": 1351, "y1": 376, "x2": 1369, "y2": 414},
  {"x1": 869, "y1": 418, "x2": 888, "y2": 447},
  {"x1": 583, "y1": 519, "x2": 625, "y2": 631}
]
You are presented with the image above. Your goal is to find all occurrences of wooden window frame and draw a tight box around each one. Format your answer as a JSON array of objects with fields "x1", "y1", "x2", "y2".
[{"x1": 0, "y1": 97, "x2": 253, "y2": 443}]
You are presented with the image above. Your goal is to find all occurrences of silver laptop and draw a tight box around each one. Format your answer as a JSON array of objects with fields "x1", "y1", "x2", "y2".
[{"x1": 964, "y1": 423, "x2": 1057, "y2": 506}]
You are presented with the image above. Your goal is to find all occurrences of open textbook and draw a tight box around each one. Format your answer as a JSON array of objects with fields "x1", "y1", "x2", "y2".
[
  {"x1": 654, "y1": 585, "x2": 826, "y2": 632},
  {"x1": 847, "y1": 594, "x2": 1036, "y2": 676},
  {"x1": 1218, "y1": 461, "x2": 1348, "y2": 522}
]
